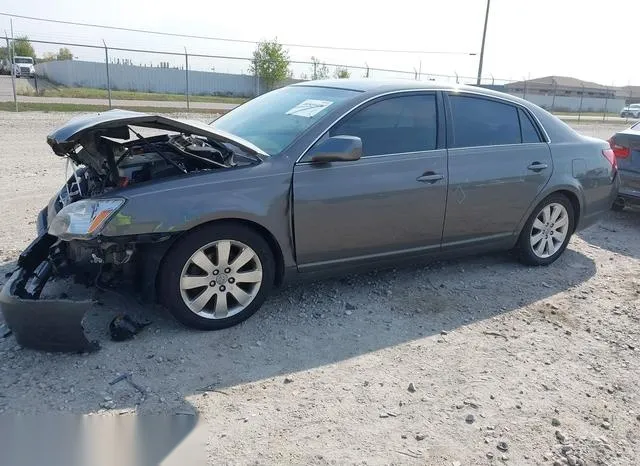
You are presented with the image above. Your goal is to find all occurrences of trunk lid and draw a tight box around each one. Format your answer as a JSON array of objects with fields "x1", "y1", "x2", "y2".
[{"x1": 612, "y1": 124, "x2": 640, "y2": 195}]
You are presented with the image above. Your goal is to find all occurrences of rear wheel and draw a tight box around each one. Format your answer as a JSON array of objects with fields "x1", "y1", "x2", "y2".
[
  {"x1": 517, "y1": 194, "x2": 574, "y2": 266},
  {"x1": 158, "y1": 223, "x2": 275, "y2": 330}
]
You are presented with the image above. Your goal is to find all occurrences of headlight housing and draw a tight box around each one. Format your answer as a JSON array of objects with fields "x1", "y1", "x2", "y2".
[{"x1": 48, "y1": 199, "x2": 125, "y2": 240}]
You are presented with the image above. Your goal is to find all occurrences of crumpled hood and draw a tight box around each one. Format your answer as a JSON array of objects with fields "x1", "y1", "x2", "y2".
[{"x1": 46, "y1": 109, "x2": 268, "y2": 157}]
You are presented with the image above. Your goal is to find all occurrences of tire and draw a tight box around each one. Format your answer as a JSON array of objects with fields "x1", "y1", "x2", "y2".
[
  {"x1": 158, "y1": 223, "x2": 275, "y2": 330},
  {"x1": 612, "y1": 198, "x2": 626, "y2": 212},
  {"x1": 517, "y1": 194, "x2": 575, "y2": 266}
]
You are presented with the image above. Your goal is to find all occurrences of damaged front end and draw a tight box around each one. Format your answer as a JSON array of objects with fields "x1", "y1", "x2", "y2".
[
  {"x1": 1, "y1": 109, "x2": 265, "y2": 352},
  {"x1": 1, "y1": 230, "x2": 170, "y2": 352},
  {"x1": 1, "y1": 234, "x2": 97, "y2": 352}
]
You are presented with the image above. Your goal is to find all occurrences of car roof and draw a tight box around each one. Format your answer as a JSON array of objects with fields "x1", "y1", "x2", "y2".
[{"x1": 293, "y1": 78, "x2": 530, "y2": 103}]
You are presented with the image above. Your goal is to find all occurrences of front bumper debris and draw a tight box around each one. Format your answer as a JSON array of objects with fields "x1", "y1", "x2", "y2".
[{"x1": 0, "y1": 234, "x2": 98, "y2": 352}]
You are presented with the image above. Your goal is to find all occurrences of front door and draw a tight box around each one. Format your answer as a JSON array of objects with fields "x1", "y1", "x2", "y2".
[
  {"x1": 293, "y1": 93, "x2": 448, "y2": 269},
  {"x1": 442, "y1": 93, "x2": 553, "y2": 249}
]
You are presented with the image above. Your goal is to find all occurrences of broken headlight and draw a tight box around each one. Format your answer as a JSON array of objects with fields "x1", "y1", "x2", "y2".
[{"x1": 48, "y1": 199, "x2": 125, "y2": 240}]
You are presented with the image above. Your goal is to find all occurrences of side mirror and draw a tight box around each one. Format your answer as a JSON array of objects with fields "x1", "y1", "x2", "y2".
[{"x1": 308, "y1": 135, "x2": 362, "y2": 163}]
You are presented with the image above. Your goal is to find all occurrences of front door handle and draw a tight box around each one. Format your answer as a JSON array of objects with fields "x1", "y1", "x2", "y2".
[
  {"x1": 527, "y1": 162, "x2": 549, "y2": 171},
  {"x1": 417, "y1": 172, "x2": 444, "y2": 183}
]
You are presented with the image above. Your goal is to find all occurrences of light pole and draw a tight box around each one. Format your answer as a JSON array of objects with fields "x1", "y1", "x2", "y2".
[{"x1": 476, "y1": 0, "x2": 491, "y2": 85}]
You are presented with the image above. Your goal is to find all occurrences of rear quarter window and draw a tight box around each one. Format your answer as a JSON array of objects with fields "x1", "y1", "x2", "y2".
[{"x1": 518, "y1": 108, "x2": 543, "y2": 143}]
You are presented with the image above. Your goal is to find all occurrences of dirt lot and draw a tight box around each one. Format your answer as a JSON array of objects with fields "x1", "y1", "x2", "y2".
[{"x1": 0, "y1": 112, "x2": 638, "y2": 465}]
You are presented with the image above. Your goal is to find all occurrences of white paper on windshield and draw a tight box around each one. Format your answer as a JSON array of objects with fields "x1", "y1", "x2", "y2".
[{"x1": 285, "y1": 99, "x2": 333, "y2": 118}]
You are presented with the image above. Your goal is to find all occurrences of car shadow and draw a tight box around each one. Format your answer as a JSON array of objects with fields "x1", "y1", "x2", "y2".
[
  {"x1": 1, "y1": 244, "x2": 595, "y2": 400},
  {"x1": 578, "y1": 207, "x2": 640, "y2": 259},
  {"x1": 0, "y1": 244, "x2": 598, "y2": 463}
]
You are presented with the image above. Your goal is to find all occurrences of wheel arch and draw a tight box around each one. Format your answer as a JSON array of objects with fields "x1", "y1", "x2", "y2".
[
  {"x1": 154, "y1": 218, "x2": 286, "y2": 295},
  {"x1": 515, "y1": 185, "x2": 583, "y2": 241}
]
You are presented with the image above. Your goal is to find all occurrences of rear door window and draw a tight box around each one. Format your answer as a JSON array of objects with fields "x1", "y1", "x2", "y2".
[
  {"x1": 330, "y1": 94, "x2": 437, "y2": 156},
  {"x1": 449, "y1": 95, "x2": 521, "y2": 148}
]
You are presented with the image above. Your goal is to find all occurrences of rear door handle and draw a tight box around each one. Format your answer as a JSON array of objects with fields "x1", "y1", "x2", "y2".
[
  {"x1": 527, "y1": 162, "x2": 549, "y2": 171},
  {"x1": 417, "y1": 172, "x2": 444, "y2": 183}
]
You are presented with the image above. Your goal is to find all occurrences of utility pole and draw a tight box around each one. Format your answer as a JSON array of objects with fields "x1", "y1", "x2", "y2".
[{"x1": 476, "y1": 0, "x2": 491, "y2": 85}]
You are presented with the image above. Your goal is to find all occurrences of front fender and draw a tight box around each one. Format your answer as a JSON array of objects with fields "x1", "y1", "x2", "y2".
[{"x1": 100, "y1": 167, "x2": 295, "y2": 267}]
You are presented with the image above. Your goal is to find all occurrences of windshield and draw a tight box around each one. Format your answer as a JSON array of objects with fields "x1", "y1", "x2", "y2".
[
  {"x1": 211, "y1": 86, "x2": 360, "y2": 155},
  {"x1": 15, "y1": 57, "x2": 33, "y2": 64}
]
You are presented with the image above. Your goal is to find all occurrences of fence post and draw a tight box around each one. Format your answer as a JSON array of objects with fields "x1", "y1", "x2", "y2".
[
  {"x1": 551, "y1": 79, "x2": 557, "y2": 113},
  {"x1": 5, "y1": 32, "x2": 17, "y2": 111},
  {"x1": 184, "y1": 47, "x2": 190, "y2": 112},
  {"x1": 578, "y1": 84, "x2": 584, "y2": 122},
  {"x1": 603, "y1": 87, "x2": 609, "y2": 122},
  {"x1": 522, "y1": 76, "x2": 527, "y2": 100},
  {"x1": 102, "y1": 40, "x2": 112, "y2": 109},
  {"x1": 4, "y1": 23, "x2": 18, "y2": 112}
]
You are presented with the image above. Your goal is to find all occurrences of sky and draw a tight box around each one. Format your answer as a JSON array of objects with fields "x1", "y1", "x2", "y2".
[{"x1": 1, "y1": 0, "x2": 638, "y2": 86}]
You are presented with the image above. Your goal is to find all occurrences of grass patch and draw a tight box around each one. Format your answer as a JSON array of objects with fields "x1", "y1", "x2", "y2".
[
  {"x1": 0, "y1": 101, "x2": 229, "y2": 114},
  {"x1": 18, "y1": 86, "x2": 248, "y2": 104}
]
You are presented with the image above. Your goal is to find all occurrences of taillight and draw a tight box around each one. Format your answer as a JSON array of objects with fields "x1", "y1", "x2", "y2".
[
  {"x1": 602, "y1": 148, "x2": 617, "y2": 170},
  {"x1": 608, "y1": 137, "x2": 630, "y2": 158}
]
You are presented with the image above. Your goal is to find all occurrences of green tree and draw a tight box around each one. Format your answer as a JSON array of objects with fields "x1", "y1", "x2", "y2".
[
  {"x1": 39, "y1": 48, "x2": 74, "y2": 63},
  {"x1": 57, "y1": 47, "x2": 73, "y2": 60},
  {"x1": 310, "y1": 56, "x2": 329, "y2": 80},
  {"x1": 11, "y1": 36, "x2": 35, "y2": 58},
  {"x1": 334, "y1": 67, "x2": 350, "y2": 79},
  {"x1": 249, "y1": 39, "x2": 291, "y2": 91}
]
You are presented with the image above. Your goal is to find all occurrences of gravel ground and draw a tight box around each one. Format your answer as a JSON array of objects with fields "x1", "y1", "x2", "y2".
[{"x1": 0, "y1": 112, "x2": 639, "y2": 465}]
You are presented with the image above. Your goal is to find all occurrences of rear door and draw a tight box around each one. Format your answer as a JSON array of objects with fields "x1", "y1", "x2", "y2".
[
  {"x1": 442, "y1": 93, "x2": 552, "y2": 249},
  {"x1": 612, "y1": 122, "x2": 640, "y2": 198},
  {"x1": 293, "y1": 92, "x2": 448, "y2": 269}
]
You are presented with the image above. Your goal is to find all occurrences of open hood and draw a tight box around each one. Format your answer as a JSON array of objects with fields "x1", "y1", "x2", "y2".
[{"x1": 46, "y1": 109, "x2": 268, "y2": 157}]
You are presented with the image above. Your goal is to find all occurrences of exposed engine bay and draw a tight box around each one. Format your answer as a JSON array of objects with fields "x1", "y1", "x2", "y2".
[{"x1": 59, "y1": 128, "x2": 257, "y2": 207}]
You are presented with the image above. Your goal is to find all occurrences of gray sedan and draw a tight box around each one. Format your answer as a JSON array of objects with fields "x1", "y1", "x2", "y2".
[{"x1": 0, "y1": 80, "x2": 619, "y2": 350}]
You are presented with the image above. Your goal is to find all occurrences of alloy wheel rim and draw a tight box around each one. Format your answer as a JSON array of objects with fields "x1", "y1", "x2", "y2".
[
  {"x1": 530, "y1": 203, "x2": 569, "y2": 258},
  {"x1": 179, "y1": 240, "x2": 263, "y2": 319}
]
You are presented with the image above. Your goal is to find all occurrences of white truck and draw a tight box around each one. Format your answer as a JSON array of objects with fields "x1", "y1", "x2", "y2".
[{"x1": 13, "y1": 56, "x2": 35, "y2": 78}]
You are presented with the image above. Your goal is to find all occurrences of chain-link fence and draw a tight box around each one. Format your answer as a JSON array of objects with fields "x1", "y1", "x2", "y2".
[{"x1": 0, "y1": 35, "x2": 637, "y2": 123}]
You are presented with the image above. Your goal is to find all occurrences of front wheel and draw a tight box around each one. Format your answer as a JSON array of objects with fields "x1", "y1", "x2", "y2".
[
  {"x1": 158, "y1": 223, "x2": 275, "y2": 330},
  {"x1": 517, "y1": 194, "x2": 575, "y2": 266}
]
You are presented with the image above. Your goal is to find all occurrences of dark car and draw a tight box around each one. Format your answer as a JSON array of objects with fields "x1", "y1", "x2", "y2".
[
  {"x1": 0, "y1": 80, "x2": 619, "y2": 351},
  {"x1": 609, "y1": 121, "x2": 640, "y2": 210}
]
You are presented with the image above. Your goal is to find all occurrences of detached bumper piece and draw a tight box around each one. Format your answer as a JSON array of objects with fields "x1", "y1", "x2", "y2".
[{"x1": 0, "y1": 234, "x2": 98, "y2": 352}]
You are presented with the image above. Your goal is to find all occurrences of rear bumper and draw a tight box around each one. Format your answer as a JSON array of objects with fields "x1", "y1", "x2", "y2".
[
  {"x1": 618, "y1": 170, "x2": 640, "y2": 204},
  {"x1": 0, "y1": 234, "x2": 97, "y2": 352}
]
